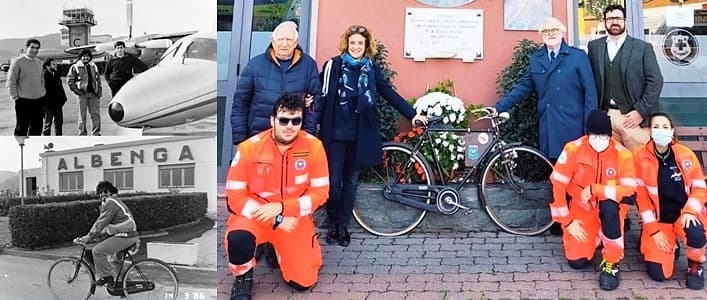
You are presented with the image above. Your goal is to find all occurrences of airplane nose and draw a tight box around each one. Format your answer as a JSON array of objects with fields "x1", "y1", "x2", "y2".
[{"x1": 109, "y1": 102, "x2": 124, "y2": 122}]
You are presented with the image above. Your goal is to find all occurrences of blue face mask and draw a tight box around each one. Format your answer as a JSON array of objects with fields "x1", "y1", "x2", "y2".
[{"x1": 651, "y1": 128, "x2": 673, "y2": 147}]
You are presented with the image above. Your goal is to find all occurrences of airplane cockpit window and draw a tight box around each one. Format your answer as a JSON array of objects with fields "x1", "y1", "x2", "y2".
[
  {"x1": 159, "y1": 41, "x2": 183, "y2": 63},
  {"x1": 185, "y1": 38, "x2": 217, "y2": 61}
]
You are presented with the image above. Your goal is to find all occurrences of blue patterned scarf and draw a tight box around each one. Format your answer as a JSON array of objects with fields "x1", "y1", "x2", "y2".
[{"x1": 338, "y1": 53, "x2": 374, "y2": 115}]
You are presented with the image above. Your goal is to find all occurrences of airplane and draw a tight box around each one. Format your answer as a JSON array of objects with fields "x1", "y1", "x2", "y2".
[{"x1": 107, "y1": 31, "x2": 216, "y2": 129}]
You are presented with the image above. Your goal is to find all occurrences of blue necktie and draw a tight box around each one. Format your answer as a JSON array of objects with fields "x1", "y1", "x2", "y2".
[{"x1": 550, "y1": 51, "x2": 556, "y2": 63}]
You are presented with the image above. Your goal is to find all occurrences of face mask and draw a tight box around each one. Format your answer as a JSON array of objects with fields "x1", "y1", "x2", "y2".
[
  {"x1": 651, "y1": 128, "x2": 673, "y2": 146},
  {"x1": 588, "y1": 135, "x2": 610, "y2": 152}
]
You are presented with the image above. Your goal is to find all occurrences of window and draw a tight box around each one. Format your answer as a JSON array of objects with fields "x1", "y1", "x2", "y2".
[
  {"x1": 185, "y1": 38, "x2": 217, "y2": 61},
  {"x1": 104, "y1": 168, "x2": 134, "y2": 190},
  {"x1": 59, "y1": 171, "x2": 83, "y2": 192},
  {"x1": 158, "y1": 163, "x2": 195, "y2": 188}
]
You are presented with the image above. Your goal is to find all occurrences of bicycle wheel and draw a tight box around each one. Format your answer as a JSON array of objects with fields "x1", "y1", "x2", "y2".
[
  {"x1": 353, "y1": 142, "x2": 434, "y2": 236},
  {"x1": 122, "y1": 259, "x2": 178, "y2": 300},
  {"x1": 47, "y1": 257, "x2": 94, "y2": 300},
  {"x1": 480, "y1": 145, "x2": 554, "y2": 236}
]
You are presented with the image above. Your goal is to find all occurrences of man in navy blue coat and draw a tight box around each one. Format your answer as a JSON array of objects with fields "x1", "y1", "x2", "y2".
[
  {"x1": 231, "y1": 21, "x2": 321, "y2": 145},
  {"x1": 492, "y1": 17, "x2": 598, "y2": 162}
]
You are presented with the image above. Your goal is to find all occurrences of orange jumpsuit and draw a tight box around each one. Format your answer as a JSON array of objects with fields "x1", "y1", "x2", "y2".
[
  {"x1": 550, "y1": 136, "x2": 636, "y2": 264},
  {"x1": 224, "y1": 129, "x2": 329, "y2": 287},
  {"x1": 634, "y1": 140, "x2": 707, "y2": 279}
]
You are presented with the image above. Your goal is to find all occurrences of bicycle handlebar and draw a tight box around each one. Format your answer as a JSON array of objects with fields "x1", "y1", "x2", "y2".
[{"x1": 413, "y1": 107, "x2": 509, "y2": 128}]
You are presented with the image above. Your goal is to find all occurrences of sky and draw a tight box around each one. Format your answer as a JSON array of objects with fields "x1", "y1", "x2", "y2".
[
  {"x1": 0, "y1": 136, "x2": 165, "y2": 172},
  {"x1": 0, "y1": 0, "x2": 215, "y2": 39}
]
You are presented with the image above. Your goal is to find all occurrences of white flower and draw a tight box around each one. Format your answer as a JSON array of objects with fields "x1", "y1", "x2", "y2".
[
  {"x1": 457, "y1": 146, "x2": 465, "y2": 152},
  {"x1": 449, "y1": 113, "x2": 456, "y2": 122},
  {"x1": 443, "y1": 116, "x2": 449, "y2": 124},
  {"x1": 457, "y1": 154, "x2": 465, "y2": 160},
  {"x1": 448, "y1": 144, "x2": 456, "y2": 152},
  {"x1": 442, "y1": 140, "x2": 449, "y2": 147},
  {"x1": 435, "y1": 138, "x2": 442, "y2": 144},
  {"x1": 453, "y1": 162, "x2": 459, "y2": 170}
]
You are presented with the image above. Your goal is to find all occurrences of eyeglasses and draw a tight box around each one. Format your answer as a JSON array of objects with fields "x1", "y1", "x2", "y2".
[
  {"x1": 540, "y1": 28, "x2": 560, "y2": 36},
  {"x1": 349, "y1": 26, "x2": 367, "y2": 34},
  {"x1": 277, "y1": 117, "x2": 303, "y2": 126},
  {"x1": 588, "y1": 134, "x2": 610, "y2": 141},
  {"x1": 604, "y1": 17, "x2": 626, "y2": 23}
]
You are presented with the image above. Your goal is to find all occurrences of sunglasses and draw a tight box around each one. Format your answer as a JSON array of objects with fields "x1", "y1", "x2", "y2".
[
  {"x1": 277, "y1": 117, "x2": 303, "y2": 126},
  {"x1": 349, "y1": 26, "x2": 367, "y2": 33}
]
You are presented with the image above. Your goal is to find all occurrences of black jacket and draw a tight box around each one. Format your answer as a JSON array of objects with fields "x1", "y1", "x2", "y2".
[
  {"x1": 42, "y1": 69, "x2": 67, "y2": 108},
  {"x1": 104, "y1": 54, "x2": 148, "y2": 84}
]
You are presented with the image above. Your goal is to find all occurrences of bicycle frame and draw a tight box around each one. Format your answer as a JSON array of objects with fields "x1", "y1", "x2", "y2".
[{"x1": 384, "y1": 113, "x2": 520, "y2": 213}]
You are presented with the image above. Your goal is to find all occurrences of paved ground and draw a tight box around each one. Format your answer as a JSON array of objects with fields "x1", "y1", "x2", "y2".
[
  {"x1": 217, "y1": 199, "x2": 707, "y2": 299},
  {"x1": 0, "y1": 76, "x2": 216, "y2": 136}
]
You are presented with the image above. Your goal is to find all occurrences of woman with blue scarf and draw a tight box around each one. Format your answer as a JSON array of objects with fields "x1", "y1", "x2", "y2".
[{"x1": 319, "y1": 25, "x2": 427, "y2": 246}]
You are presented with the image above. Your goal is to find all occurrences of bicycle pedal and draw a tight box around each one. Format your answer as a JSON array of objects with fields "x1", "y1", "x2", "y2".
[{"x1": 464, "y1": 209, "x2": 473, "y2": 215}]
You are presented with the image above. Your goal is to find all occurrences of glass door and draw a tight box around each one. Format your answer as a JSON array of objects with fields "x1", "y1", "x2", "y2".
[{"x1": 217, "y1": 0, "x2": 309, "y2": 186}]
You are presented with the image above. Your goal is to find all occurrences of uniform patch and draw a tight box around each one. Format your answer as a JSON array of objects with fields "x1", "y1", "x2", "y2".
[
  {"x1": 606, "y1": 167, "x2": 616, "y2": 177},
  {"x1": 292, "y1": 151, "x2": 310, "y2": 158},
  {"x1": 683, "y1": 159, "x2": 692, "y2": 169},
  {"x1": 557, "y1": 151, "x2": 567, "y2": 164},
  {"x1": 295, "y1": 159, "x2": 307, "y2": 170}
]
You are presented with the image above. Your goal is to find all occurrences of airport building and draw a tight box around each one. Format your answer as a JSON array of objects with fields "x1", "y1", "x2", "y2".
[
  {"x1": 22, "y1": 136, "x2": 217, "y2": 214},
  {"x1": 218, "y1": 0, "x2": 707, "y2": 184}
]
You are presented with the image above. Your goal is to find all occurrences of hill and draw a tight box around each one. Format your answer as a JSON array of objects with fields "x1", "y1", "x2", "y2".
[
  {"x1": 0, "y1": 171, "x2": 18, "y2": 192},
  {"x1": 0, "y1": 33, "x2": 62, "y2": 62}
]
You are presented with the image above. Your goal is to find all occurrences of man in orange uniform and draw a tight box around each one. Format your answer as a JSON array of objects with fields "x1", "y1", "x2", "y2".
[
  {"x1": 549, "y1": 110, "x2": 636, "y2": 291},
  {"x1": 225, "y1": 95, "x2": 330, "y2": 300}
]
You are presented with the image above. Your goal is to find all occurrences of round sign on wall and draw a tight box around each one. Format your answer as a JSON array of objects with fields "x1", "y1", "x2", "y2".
[
  {"x1": 416, "y1": 0, "x2": 475, "y2": 8},
  {"x1": 662, "y1": 29, "x2": 699, "y2": 66}
]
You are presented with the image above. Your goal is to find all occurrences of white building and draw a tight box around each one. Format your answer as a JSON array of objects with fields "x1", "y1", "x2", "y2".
[{"x1": 23, "y1": 136, "x2": 216, "y2": 214}]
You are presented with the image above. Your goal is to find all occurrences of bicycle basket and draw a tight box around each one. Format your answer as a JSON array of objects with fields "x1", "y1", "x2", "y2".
[{"x1": 463, "y1": 132, "x2": 494, "y2": 167}]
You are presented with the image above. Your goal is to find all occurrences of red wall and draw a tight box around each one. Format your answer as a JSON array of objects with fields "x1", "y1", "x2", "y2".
[{"x1": 314, "y1": 0, "x2": 568, "y2": 106}]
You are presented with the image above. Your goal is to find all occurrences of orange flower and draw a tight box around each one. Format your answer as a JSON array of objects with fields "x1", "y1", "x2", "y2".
[{"x1": 407, "y1": 131, "x2": 415, "y2": 138}]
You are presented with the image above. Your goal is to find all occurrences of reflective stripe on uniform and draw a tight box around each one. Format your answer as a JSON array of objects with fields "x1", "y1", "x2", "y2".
[
  {"x1": 619, "y1": 178, "x2": 637, "y2": 187},
  {"x1": 693, "y1": 179, "x2": 707, "y2": 189},
  {"x1": 294, "y1": 174, "x2": 309, "y2": 185},
  {"x1": 551, "y1": 205, "x2": 569, "y2": 218},
  {"x1": 298, "y1": 195, "x2": 312, "y2": 216},
  {"x1": 228, "y1": 257, "x2": 255, "y2": 276},
  {"x1": 241, "y1": 199, "x2": 260, "y2": 218},
  {"x1": 686, "y1": 197, "x2": 703, "y2": 214},
  {"x1": 646, "y1": 185, "x2": 658, "y2": 196},
  {"x1": 604, "y1": 185, "x2": 617, "y2": 201},
  {"x1": 640, "y1": 210, "x2": 656, "y2": 224},
  {"x1": 226, "y1": 180, "x2": 247, "y2": 190},
  {"x1": 551, "y1": 171, "x2": 571, "y2": 184},
  {"x1": 310, "y1": 176, "x2": 329, "y2": 187},
  {"x1": 258, "y1": 191, "x2": 275, "y2": 198}
]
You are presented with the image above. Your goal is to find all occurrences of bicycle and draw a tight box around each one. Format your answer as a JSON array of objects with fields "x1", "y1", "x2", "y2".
[
  {"x1": 353, "y1": 108, "x2": 555, "y2": 236},
  {"x1": 47, "y1": 238, "x2": 179, "y2": 300}
]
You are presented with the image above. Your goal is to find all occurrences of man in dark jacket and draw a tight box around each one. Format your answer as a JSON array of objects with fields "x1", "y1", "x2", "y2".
[
  {"x1": 587, "y1": 4, "x2": 663, "y2": 152},
  {"x1": 230, "y1": 21, "x2": 321, "y2": 145},
  {"x1": 104, "y1": 41, "x2": 148, "y2": 96},
  {"x1": 41, "y1": 58, "x2": 67, "y2": 135}
]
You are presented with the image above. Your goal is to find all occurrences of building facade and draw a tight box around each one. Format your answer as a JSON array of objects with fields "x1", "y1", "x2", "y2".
[{"x1": 27, "y1": 136, "x2": 217, "y2": 213}]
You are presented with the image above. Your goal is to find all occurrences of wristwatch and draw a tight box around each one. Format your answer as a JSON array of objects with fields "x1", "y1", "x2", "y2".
[{"x1": 273, "y1": 214, "x2": 284, "y2": 229}]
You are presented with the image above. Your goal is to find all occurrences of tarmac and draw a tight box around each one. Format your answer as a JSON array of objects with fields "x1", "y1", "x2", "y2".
[
  {"x1": 0, "y1": 215, "x2": 217, "y2": 286},
  {"x1": 216, "y1": 199, "x2": 707, "y2": 299}
]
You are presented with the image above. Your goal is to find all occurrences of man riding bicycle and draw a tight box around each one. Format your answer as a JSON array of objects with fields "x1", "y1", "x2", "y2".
[{"x1": 75, "y1": 181, "x2": 138, "y2": 286}]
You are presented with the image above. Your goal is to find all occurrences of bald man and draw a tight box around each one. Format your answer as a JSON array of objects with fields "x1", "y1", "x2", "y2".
[{"x1": 231, "y1": 21, "x2": 322, "y2": 145}]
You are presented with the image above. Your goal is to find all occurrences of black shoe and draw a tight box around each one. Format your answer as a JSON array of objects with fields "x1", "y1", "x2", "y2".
[
  {"x1": 94, "y1": 275, "x2": 114, "y2": 286},
  {"x1": 598, "y1": 259, "x2": 620, "y2": 291},
  {"x1": 548, "y1": 222, "x2": 563, "y2": 236},
  {"x1": 325, "y1": 225, "x2": 339, "y2": 245},
  {"x1": 338, "y1": 226, "x2": 351, "y2": 247},
  {"x1": 686, "y1": 260, "x2": 704, "y2": 290},
  {"x1": 231, "y1": 269, "x2": 253, "y2": 300}
]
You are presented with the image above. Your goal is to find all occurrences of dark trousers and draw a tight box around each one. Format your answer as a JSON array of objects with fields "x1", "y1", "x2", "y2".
[
  {"x1": 14, "y1": 98, "x2": 44, "y2": 136},
  {"x1": 325, "y1": 140, "x2": 360, "y2": 227},
  {"x1": 109, "y1": 80, "x2": 128, "y2": 97},
  {"x1": 42, "y1": 105, "x2": 63, "y2": 136}
]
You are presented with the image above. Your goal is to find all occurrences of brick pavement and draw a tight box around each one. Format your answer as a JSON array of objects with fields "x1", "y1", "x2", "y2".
[{"x1": 216, "y1": 199, "x2": 707, "y2": 299}]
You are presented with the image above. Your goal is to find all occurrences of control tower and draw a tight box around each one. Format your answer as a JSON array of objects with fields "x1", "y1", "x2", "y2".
[{"x1": 59, "y1": 5, "x2": 97, "y2": 47}]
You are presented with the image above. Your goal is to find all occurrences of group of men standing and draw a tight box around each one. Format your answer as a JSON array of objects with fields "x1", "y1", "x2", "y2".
[{"x1": 6, "y1": 39, "x2": 146, "y2": 136}]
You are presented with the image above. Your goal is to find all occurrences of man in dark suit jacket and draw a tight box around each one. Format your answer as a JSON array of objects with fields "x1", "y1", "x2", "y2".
[{"x1": 587, "y1": 4, "x2": 663, "y2": 152}]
